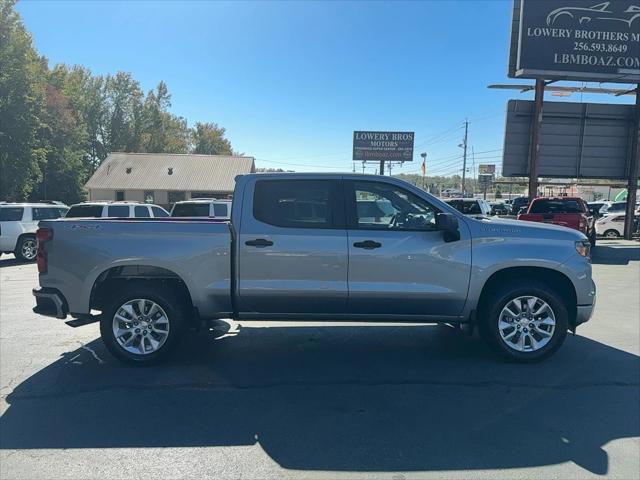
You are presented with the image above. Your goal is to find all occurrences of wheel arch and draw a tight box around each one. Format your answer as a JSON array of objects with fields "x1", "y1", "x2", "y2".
[
  {"x1": 478, "y1": 266, "x2": 577, "y2": 326},
  {"x1": 89, "y1": 265, "x2": 197, "y2": 324}
]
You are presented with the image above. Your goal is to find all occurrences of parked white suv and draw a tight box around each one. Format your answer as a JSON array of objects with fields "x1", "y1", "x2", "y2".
[
  {"x1": 65, "y1": 202, "x2": 170, "y2": 219},
  {"x1": 0, "y1": 203, "x2": 69, "y2": 261},
  {"x1": 170, "y1": 198, "x2": 232, "y2": 219}
]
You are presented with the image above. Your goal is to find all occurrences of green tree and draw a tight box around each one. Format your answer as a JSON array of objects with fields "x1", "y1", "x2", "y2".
[
  {"x1": 0, "y1": 1, "x2": 236, "y2": 202},
  {"x1": 0, "y1": 0, "x2": 47, "y2": 201},
  {"x1": 104, "y1": 71, "x2": 144, "y2": 153},
  {"x1": 140, "y1": 81, "x2": 189, "y2": 153},
  {"x1": 191, "y1": 122, "x2": 233, "y2": 155}
]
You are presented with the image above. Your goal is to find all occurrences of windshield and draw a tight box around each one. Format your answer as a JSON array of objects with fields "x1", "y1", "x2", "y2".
[
  {"x1": 65, "y1": 205, "x2": 104, "y2": 218},
  {"x1": 446, "y1": 200, "x2": 481, "y2": 215},
  {"x1": 171, "y1": 203, "x2": 210, "y2": 217},
  {"x1": 529, "y1": 199, "x2": 585, "y2": 214}
]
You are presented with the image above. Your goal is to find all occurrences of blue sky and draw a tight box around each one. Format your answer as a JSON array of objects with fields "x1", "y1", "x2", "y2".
[{"x1": 17, "y1": 0, "x2": 637, "y2": 176}]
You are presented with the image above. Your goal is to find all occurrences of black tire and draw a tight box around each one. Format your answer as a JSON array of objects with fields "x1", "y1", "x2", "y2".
[
  {"x1": 14, "y1": 235, "x2": 37, "y2": 262},
  {"x1": 478, "y1": 280, "x2": 568, "y2": 363},
  {"x1": 603, "y1": 229, "x2": 619, "y2": 239},
  {"x1": 100, "y1": 283, "x2": 187, "y2": 365}
]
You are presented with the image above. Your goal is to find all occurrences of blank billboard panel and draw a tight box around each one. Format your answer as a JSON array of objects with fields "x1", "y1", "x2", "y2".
[{"x1": 502, "y1": 100, "x2": 636, "y2": 179}]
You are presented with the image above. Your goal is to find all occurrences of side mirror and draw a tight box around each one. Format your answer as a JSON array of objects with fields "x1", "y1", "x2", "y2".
[{"x1": 436, "y1": 213, "x2": 460, "y2": 242}]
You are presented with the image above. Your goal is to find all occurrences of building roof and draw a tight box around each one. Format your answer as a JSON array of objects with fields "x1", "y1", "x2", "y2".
[{"x1": 85, "y1": 153, "x2": 255, "y2": 192}]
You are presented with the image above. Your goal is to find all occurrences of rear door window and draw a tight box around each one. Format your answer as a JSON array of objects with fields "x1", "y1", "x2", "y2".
[
  {"x1": 0, "y1": 207, "x2": 24, "y2": 221},
  {"x1": 32, "y1": 207, "x2": 66, "y2": 220},
  {"x1": 253, "y1": 180, "x2": 335, "y2": 229},
  {"x1": 171, "y1": 203, "x2": 210, "y2": 217},
  {"x1": 134, "y1": 206, "x2": 151, "y2": 217},
  {"x1": 213, "y1": 203, "x2": 229, "y2": 217},
  {"x1": 65, "y1": 205, "x2": 104, "y2": 218},
  {"x1": 107, "y1": 205, "x2": 130, "y2": 217}
]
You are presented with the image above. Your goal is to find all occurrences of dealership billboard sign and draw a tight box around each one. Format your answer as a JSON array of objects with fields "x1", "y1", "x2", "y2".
[
  {"x1": 508, "y1": 0, "x2": 640, "y2": 83},
  {"x1": 479, "y1": 164, "x2": 496, "y2": 175},
  {"x1": 352, "y1": 131, "x2": 414, "y2": 162},
  {"x1": 502, "y1": 99, "x2": 638, "y2": 179}
]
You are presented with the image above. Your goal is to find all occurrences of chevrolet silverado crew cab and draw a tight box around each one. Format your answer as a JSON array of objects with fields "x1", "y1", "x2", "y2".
[{"x1": 33, "y1": 174, "x2": 596, "y2": 365}]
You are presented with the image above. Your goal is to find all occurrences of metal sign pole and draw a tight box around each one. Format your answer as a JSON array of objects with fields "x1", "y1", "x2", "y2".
[
  {"x1": 528, "y1": 78, "x2": 545, "y2": 201},
  {"x1": 379, "y1": 160, "x2": 385, "y2": 175},
  {"x1": 623, "y1": 86, "x2": 639, "y2": 240}
]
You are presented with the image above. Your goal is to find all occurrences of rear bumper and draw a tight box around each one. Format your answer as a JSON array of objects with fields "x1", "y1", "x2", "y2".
[{"x1": 33, "y1": 287, "x2": 68, "y2": 319}]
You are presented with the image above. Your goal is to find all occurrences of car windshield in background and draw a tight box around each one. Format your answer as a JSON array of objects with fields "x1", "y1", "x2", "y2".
[
  {"x1": 447, "y1": 200, "x2": 481, "y2": 215},
  {"x1": 65, "y1": 205, "x2": 104, "y2": 218},
  {"x1": 529, "y1": 200, "x2": 584, "y2": 214},
  {"x1": 0, "y1": 207, "x2": 24, "y2": 221},
  {"x1": 172, "y1": 203, "x2": 210, "y2": 217}
]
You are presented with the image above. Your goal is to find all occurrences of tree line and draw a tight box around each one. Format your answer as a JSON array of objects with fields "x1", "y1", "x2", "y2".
[{"x1": 0, "y1": 0, "x2": 235, "y2": 204}]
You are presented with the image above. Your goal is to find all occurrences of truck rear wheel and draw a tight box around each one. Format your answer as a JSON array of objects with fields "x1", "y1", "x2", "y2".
[
  {"x1": 100, "y1": 284, "x2": 187, "y2": 365},
  {"x1": 479, "y1": 280, "x2": 568, "y2": 362}
]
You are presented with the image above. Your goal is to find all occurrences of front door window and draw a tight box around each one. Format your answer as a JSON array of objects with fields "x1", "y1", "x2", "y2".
[{"x1": 352, "y1": 181, "x2": 438, "y2": 231}]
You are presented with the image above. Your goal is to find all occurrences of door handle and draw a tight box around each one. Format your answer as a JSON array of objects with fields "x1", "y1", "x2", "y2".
[
  {"x1": 245, "y1": 238, "x2": 273, "y2": 248},
  {"x1": 353, "y1": 240, "x2": 382, "y2": 249}
]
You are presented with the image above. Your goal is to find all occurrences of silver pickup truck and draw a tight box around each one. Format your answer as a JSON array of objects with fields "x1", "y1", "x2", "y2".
[{"x1": 33, "y1": 174, "x2": 596, "y2": 364}]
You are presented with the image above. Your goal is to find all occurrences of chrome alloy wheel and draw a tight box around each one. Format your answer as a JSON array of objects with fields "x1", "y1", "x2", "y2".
[
  {"x1": 21, "y1": 239, "x2": 37, "y2": 260},
  {"x1": 112, "y1": 299, "x2": 170, "y2": 355},
  {"x1": 498, "y1": 296, "x2": 556, "y2": 352}
]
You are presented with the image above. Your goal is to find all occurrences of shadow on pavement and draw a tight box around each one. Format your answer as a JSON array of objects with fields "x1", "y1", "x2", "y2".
[
  {"x1": 0, "y1": 256, "x2": 25, "y2": 268},
  {"x1": 591, "y1": 244, "x2": 640, "y2": 265},
  {"x1": 1, "y1": 324, "x2": 638, "y2": 475}
]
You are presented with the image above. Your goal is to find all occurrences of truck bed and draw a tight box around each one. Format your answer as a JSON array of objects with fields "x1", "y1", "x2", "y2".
[{"x1": 38, "y1": 218, "x2": 233, "y2": 319}]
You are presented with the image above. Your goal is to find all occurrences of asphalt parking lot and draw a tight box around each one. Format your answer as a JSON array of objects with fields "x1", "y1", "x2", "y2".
[{"x1": 0, "y1": 240, "x2": 639, "y2": 480}]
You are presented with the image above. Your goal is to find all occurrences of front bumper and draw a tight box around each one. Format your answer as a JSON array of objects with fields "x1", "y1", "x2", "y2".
[
  {"x1": 574, "y1": 279, "x2": 596, "y2": 326},
  {"x1": 33, "y1": 287, "x2": 68, "y2": 319}
]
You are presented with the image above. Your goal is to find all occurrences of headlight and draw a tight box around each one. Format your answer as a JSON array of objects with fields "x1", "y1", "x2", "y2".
[{"x1": 575, "y1": 240, "x2": 591, "y2": 258}]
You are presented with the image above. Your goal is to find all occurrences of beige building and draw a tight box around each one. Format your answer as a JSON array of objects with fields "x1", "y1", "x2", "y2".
[{"x1": 85, "y1": 152, "x2": 255, "y2": 208}]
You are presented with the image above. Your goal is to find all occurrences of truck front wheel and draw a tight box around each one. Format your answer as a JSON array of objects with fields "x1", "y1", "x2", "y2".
[
  {"x1": 479, "y1": 280, "x2": 568, "y2": 362},
  {"x1": 100, "y1": 284, "x2": 187, "y2": 365}
]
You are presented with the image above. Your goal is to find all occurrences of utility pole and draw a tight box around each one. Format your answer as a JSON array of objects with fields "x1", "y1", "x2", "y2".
[
  {"x1": 623, "y1": 85, "x2": 639, "y2": 240},
  {"x1": 472, "y1": 146, "x2": 476, "y2": 197},
  {"x1": 461, "y1": 120, "x2": 468, "y2": 197},
  {"x1": 528, "y1": 78, "x2": 545, "y2": 201}
]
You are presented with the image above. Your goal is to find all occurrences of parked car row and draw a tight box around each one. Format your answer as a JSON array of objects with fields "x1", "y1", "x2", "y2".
[{"x1": 1, "y1": 198, "x2": 234, "y2": 262}]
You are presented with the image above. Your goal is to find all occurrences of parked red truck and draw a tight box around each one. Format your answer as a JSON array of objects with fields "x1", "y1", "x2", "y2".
[{"x1": 518, "y1": 197, "x2": 596, "y2": 245}]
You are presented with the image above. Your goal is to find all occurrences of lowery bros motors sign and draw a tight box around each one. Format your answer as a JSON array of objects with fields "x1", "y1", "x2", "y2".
[
  {"x1": 352, "y1": 131, "x2": 415, "y2": 162},
  {"x1": 509, "y1": 0, "x2": 640, "y2": 82}
]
